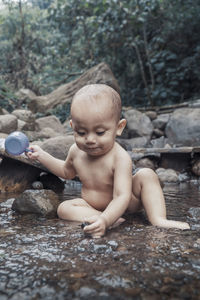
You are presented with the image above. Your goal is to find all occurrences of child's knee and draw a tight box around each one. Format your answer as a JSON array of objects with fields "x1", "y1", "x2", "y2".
[
  {"x1": 57, "y1": 201, "x2": 72, "y2": 219},
  {"x1": 133, "y1": 168, "x2": 158, "y2": 183},
  {"x1": 57, "y1": 202, "x2": 65, "y2": 219}
]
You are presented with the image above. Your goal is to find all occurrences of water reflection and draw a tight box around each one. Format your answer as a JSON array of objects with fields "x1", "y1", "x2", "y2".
[{"x1": 0, "y1": 181, "x2": 200, "y2": 299}]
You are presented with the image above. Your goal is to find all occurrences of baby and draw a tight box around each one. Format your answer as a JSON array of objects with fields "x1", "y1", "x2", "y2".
[{"x1": 27, "y1": 84, "x2": 190, "y2": 238}]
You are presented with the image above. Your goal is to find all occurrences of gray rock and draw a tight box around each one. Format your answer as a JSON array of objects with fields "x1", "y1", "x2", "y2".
[
  {"x1": 123, "y1": 109, "x2": 153, "y2": 138},
  {"x1": 150, "y1": 136, "x2": 167, "y2": 148},
  {"x1": 40, "y1": 135, "x2": 74, "y2": 160},
  {"x1": 135, "y1": 158, "x2": 155, "y2": 170},
  {"x1": 188, "y1": 207, "x2": 200, "y2": 220},
  {"x1": 145, "y1": 110, "x2": 157, "y2": 120},
  {"x1": 191, "y1": 159, "x2": 200, "y2": 176},
  {"x1": 12, "y1": 189, "x2": 60, "y2": 217},
  {"x1": 0, "y1": 115, "x2": 18, "y2": 134},
  {"x1": 12, "y1": 109, "x2": 35, "y2": 131},
  {"x1": 118, "y1": 136, "x2": 149, "y2": 150},
  {"x1": 156, "y1": 168, "x2": 179, "y2": 183},
  {"x1": 152, "y1": 113, "x2": 170, "y2": 130},
  {"x1": 35, "y1": 115, "x2": 65, "y2": 134},
  {"x1": 165, "y1": 108, "x2": 200, "y2": 146}
]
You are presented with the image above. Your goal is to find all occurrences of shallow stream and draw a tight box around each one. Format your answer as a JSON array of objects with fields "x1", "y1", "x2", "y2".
[{"x1": 0, "y1": 181, "x2": 200, "y2": 299}]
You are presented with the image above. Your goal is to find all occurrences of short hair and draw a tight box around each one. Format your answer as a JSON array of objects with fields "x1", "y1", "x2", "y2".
[{"x1": 71, "y1": 84, "x2": 122, "y2": 121}]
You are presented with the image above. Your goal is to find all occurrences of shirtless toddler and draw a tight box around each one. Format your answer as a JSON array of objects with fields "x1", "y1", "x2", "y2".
[{"x1": 27, "y1": 84, "x2": 190, "y2": 238}]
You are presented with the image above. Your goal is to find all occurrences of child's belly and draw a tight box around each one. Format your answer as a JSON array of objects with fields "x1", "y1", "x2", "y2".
[{"x1": 81, "y1": 187, "x2": 113, "y2": 211}]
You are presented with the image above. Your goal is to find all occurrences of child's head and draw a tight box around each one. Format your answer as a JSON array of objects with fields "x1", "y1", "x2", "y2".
[
  {"x1": 71, "y1": 84, "x2": 122, "y2": 123},
  {"x1": 70, "y1": 84, "x2": 126, "y2": 156}
]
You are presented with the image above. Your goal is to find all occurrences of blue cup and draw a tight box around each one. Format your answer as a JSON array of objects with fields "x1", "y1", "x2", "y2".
[{"x1": 5, "y1": 131, "x2": 31, "y2": 155}]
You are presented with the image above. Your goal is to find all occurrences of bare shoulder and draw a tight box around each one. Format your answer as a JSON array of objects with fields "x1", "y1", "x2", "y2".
[
  {"x1": 67, "y1": 143, "x2": 79, "y2": 157},
  {"x1": 114, "y1": 142, "x2": 132, "y2": 165}
]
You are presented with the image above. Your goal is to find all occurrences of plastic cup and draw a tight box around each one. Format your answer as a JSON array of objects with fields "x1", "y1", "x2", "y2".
[{"x1": 5, "y1": 131, "x2": 31, "y2": 155}]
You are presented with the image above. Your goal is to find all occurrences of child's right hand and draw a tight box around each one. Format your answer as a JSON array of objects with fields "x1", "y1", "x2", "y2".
[{"x1": 26, "y1": 145, "x2": 43, "y2": 161}]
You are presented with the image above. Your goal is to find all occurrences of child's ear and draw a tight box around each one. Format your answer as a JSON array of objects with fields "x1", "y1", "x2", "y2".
[{"x1": 116, "y1": 119, "x2": 127, "y2": 136}]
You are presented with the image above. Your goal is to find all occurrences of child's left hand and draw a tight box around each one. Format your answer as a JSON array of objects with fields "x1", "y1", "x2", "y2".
[{"x1": 83, "y1": 215, "x2": 107, "y2": 238}]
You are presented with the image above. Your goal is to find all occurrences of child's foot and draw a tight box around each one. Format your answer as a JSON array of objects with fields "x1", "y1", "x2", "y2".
[{"x1": 152, "y1": 219, "x2": 190, "y2": 230}]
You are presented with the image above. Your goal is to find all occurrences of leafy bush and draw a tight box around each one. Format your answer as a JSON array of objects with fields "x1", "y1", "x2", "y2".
[{"x1": 0, "y1": 0, "x2": 200, "y2": 110}]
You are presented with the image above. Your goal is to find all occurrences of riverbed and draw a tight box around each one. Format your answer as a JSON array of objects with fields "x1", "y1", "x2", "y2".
[{"x1": 0, "y1": 181, "x2": 200, "y2": 300}]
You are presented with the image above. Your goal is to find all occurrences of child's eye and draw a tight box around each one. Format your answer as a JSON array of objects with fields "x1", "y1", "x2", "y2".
[
  {"x1": 96, "y1": 131, "x2": 105, "y2": 136},
  {"x1": 77, "y1": 131, "x2": 85, "y2": 136}
]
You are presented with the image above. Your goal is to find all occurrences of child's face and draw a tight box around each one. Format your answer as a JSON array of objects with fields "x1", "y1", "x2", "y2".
[{"x1": 70, "y1": 97, "x2": 125, "y2": 157}]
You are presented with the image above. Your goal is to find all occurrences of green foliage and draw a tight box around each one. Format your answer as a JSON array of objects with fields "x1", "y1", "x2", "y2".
[
  {"x1": 50, "y1": 102, "x2": 71, "y2": 123},
  {"x1": 0, "y1": 79, "x2": 19, "y2": 112},
  {"x1": 0, "y1": 0, "x2": 200, "y2": 111}
]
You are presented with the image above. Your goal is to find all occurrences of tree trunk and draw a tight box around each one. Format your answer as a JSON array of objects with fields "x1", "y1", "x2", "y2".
[{"x1": 28, "y1": 62, "x2": 120, "y2": 113}]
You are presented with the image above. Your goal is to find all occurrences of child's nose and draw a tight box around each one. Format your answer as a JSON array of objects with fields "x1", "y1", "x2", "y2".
[{"x1": 86, "y1": 134, "x2": 96, "y2": 143}]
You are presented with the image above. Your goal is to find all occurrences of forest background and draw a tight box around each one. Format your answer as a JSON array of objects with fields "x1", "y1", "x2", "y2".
[{"x1": 0, "y1": 0, "x2": 200, "y2": 122}]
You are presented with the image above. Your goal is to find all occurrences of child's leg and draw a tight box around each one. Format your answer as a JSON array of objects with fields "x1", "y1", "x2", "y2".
[
  {"x1": 57, "y1": 198, "x2": 101, "y2": 222},
  {"x1": 57, "y1": 198, "x2": 125, "y2": 227},
  {"x1": 129, "y1": 168, "x2": 190, "y2": 229}
]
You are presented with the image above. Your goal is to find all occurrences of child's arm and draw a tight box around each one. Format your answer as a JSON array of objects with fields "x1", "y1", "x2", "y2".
[
  {"x1": 27, "y1": 143, "x2": 77, "y2": 180},
  {"x1": 84, "y1": 150, "x2": 133, "y2": 237}
]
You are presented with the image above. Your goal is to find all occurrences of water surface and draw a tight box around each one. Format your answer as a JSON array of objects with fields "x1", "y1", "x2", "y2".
[{"x1": 0, "y1": 181, "x2": 200, "y2": 299}]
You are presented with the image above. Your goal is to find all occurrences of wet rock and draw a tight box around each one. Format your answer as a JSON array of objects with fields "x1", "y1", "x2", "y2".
[
  {"x1": 188, "y1": 207, "x2": 200, "y2": 220},
  {"x1": 95, "y1": 272, "x2": 132, "y2": 288},
  {"x1": 12, "y1": 189, "x2": 60, "y2": 217},
  {"x1": 191, "y1": 159, "x2": 200, "y2": 176},
  {"x1": 156, "y1": 168, "x2": 179, "y2": 183},
  {"x1": 178, "y1": 172, "x2": 190, "y2": 182},
  {"x1": 75, "y1": 286, "x2": 97, "y2": 298},
  {"x1": 31, "y1": 181, "x2": 44, "y2": 189},
  {"x1": 107, "y1": 240, "x2": 119, "y2": 249},
  {"x1": 93, "y1": 244, "x2": 112, "y2": 254},
  {"x1": 135, "y1": 158, "x2": 155, "y2": 170}
]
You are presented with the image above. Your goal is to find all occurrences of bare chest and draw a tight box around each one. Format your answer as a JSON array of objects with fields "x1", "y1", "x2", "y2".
[{"x1": 73, "y1": 154, "x2": 114, "y2": 189}]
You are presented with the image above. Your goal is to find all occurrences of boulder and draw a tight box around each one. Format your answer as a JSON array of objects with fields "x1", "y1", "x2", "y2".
[
  {"x1": 12, "y1": 109, "x2": 35, "y2": 131},
  {"x1": 152, "y1": 113, "x2": 170, "y2": 130},
  {"x1": 34, "y1": 127, "x2": 63, "y2": 140},
  {"x1": 165, "y1": 108, "x2": 200, "y2": 146},
  {"x1": 28, "y1": 62, "x2": 120, "y2": 113},
  {"x1": 135, "y1": 158, "x2": 155, "y2": 170},
  {"x1": 118, "y1": 136, "x2": 149, "y2": 150},
  {"x1": 156, "y1": 168, "x2": 179, "y2": 183},
  {"x1": 0, "y1": 114, "x2": 18, "y2": 134},
  {"x1": 145, "y1": 110, "x2": 157, "y2": 121},
  {"x1": 123, "y1": 109, "x2": 153, "y2": 139},
  {"x1": 12, "y1": 189, "x2": 60, "y2": 217},
  {"x1": 40, "y1": 135, "x2": 74, "y2": 160},
  {"x1": 35, "y1": 115, "x2": 65, "y2": 134}
]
